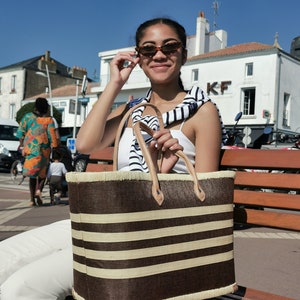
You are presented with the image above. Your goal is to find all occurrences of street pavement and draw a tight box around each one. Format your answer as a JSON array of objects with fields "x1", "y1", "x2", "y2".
[
  {"x1": 0, "y1": 172, "x2": 299, "y2": 299},
  {"x1": 0, "y1": 173, "x2": 70, "y2": 240}
]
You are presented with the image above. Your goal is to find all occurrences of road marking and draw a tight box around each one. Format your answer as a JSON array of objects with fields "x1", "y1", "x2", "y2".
[
  {"x1": 0, "y1": 183, "x2": 28, "y2": 191},
  {"x1": 0, "y1": 201, "x2": 32, "y2": 225},
  {"x1": 0, "y1": 225, "x2": 37, "y2": 232}
]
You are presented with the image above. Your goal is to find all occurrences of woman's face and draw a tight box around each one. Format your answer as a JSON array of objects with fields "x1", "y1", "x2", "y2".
[{"x1": 137, "y1": 24, "x2": 187, "y2": 86}]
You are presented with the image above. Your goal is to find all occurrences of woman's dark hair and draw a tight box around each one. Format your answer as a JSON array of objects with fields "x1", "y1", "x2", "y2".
[
  {"x1": 135, "y1": 18, "x2": 187, "y2": 48},
  {"x1": 135, "y1": 18, "x2": 186, "y2": 90},
  {"x1": 35, "y1": 97, "x2": 49, "y2": 114}
]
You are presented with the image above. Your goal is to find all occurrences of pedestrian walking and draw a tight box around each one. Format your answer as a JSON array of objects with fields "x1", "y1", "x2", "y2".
[
  {"x1": 16, "y1": 97, "x2": 59, "y2": 206},
  {"x1": 47, "y1": 149, "x2": 67, "y2": 205}
]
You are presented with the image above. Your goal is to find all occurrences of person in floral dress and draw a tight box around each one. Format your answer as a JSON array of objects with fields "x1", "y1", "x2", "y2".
[{"x1": 16, "y1": 97, "x2": 59, "y2": 206}]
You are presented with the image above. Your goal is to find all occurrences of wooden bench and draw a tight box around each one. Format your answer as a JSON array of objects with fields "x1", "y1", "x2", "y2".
[
  {"x1": 85, "y1": 147, "x2": 114, "y2": 172},
  {"x1": 220, "y1": 148, "x2": 300, "y2": 232},
  {"x1": 83, "y1": 147, "x2": 300, "y2": 300}
]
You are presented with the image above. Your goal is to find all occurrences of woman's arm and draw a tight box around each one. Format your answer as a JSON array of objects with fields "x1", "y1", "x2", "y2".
[
  {"x1": 193, "y1": 101, "x2": 222, "y2": 173},
  {"x1": 76, "y1": 51, "x2": 139, "y2": 154}
]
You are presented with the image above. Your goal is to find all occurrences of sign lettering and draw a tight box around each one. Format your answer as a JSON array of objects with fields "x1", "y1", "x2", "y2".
[{"x1": 206, "y1": 81, "x2": 232, "y2": 95}]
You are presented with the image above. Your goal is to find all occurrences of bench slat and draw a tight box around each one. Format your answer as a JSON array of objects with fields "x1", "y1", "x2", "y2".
[
  {"x1": 89, "y1": 147, "x2": 114, "y2": 160},
  {"x1": 242, "y1": 287, "x2": 293, "y2": 300},
  {"x1": 234, "y1": 189, "x2": 300, "y2": 210},
  {"x1": 234, "y1": 207, "x2": 300, "y2": 231},
  {"x1": 234, "y1": 171, "x2": 300, "y2": 190},
  {"x1": 86, "y1": 164, "x2": 113, "y2": 172},
  {"x1": 217, "y1": 285, "x2": 294, "y2": 300},
  {"x1": 220, "y1": 149, "x2": 300, "y2": 170}
]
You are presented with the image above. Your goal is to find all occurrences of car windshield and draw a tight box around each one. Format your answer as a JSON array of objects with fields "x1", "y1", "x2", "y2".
[{"x1": 0, "y1": 125, "x2": 19, "y2": 141}]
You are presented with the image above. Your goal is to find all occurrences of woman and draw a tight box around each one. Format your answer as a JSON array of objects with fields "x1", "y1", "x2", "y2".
[
  {"x1": 16, "y1": 97, "x2": 59, "y2": 206},
  {"x1": 76, "y1": 18, "x2": 226, "y2": 173},
  {"x1": 0, "y1": 18, "x2": 226, "y2": 299}
]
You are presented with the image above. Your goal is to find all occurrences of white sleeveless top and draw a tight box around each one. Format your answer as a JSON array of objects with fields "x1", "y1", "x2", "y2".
[{"x1": 118, "y1": 128, "x2": 195, "y2": 173}]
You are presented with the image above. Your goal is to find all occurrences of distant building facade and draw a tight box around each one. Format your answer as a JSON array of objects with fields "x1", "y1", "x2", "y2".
[{"x1": 0, "y1": 50, "x2": 87, "y2": 120}]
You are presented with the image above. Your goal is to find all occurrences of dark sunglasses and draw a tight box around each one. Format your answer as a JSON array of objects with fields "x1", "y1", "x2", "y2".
[{"x1": 136, "y1": 42, "x2": 182, "y2": 58}]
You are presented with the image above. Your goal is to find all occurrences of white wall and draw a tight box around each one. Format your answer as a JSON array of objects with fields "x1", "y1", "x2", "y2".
[
  {"x1": 0, "y1": 69, "x2": 25, "y2": 119},
  {"x1": 277, "y1": 54, "x2": 300, "y2": 133}
]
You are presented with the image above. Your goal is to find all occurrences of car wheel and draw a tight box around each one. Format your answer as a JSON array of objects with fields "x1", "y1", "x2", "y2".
[{"x1": 74, "y1": 158, "x2": 87, "y2": 172}]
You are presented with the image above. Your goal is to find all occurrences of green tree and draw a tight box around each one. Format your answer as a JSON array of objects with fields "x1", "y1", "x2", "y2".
[{"x1": 16, "y1": 102, "x2": 62, "y2": 125}]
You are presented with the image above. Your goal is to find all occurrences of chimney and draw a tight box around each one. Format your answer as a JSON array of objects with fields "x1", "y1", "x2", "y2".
[
  {"x1": 45, "y1": 50, "x2": 50, "y2": 62},
  {"x1": 195, "y1": 12, "x2": 208, "y2": 56},
  {"x1": 71, "y1": 66, "x2": 87, "y2": 79},
  {"x1": 37, "y1": 50, "x2": 57, "y2": 73}
]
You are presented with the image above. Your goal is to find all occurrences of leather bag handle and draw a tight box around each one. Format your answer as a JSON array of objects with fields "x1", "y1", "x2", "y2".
[
  {"x1": 113, "y1": 102, "x2": 164, "y2": 171},
  {"x1": 135, "y1": 122, "x2": 205, "y2": 203},
  {"x1": 113, "y1": 102, "x2": 205, "y2": 205}
]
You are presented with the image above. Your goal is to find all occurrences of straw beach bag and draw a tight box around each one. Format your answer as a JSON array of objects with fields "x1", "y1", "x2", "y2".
[{"x1": 67, "y1": 103, "x2": 237, "y2": 300}]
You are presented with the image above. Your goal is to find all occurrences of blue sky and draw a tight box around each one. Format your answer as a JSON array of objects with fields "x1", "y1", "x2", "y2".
[{"x1": 1, "y1": 0, "x2": 299, "y2": 80}]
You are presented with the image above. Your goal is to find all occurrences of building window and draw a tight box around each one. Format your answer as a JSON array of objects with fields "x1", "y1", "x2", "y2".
[
  {"x1": 57, "y1": 108, "x2": 65, "y2": 123},
  {"x1": 69, "y1": 99, "x2": 81, "y2": 115},
  {"x1": 282, "y1": 93, "x2": 290, "y2": 127},
  {"x1": 11, "y1": 75, "x2": 17, "y2": 92},
  {"x1": 245, "y1": 63, "x2": 253, "y2": 77},
  {"x1": 9, "y1": 103, "x2": 16, "y2": 119},
  {"x1": 242, "y1": 88, "x2": 256, "y2": 115},
  {"x1": 192, "y1": 69, "x2": 199, "y2": 82}
]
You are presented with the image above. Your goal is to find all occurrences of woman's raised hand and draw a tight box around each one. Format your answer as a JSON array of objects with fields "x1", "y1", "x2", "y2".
[{"x1": 110, "y1": 51, "x2": 140, "y2": 86}]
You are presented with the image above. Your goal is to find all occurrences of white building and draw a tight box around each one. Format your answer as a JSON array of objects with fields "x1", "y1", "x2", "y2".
[
  {"x1": 0, "y1": 51, "x2": 87, "y2": 121},
  {"x1": 0, "y1": 68, "x2": 25, "y2": 119},
  {"x1": 184, "y1": 42, "x2": 300, "y2": 132},
  {"x1": 90, "y1": 12, "x2": 300, "y2": 147}
]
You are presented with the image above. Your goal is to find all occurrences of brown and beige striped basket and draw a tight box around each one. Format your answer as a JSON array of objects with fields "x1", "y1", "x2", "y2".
[
  {"x1": 67, "y1": 170, "x2": 236, "y2": 300},
  {"x1": 67, "y1": 103, "x2": 237, "y2": 299}
]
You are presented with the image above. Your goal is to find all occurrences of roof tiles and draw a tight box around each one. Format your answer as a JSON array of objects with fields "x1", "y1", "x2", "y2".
[{"x1": 189, "y1": 42, "x2": 275, "y2": 61}]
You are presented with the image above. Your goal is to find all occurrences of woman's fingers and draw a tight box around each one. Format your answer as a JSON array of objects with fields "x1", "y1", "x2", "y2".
[
  {"x1": 152, "y1": 129, "x2": 183, "y2": 152},
  {"x1": 148, "y1": 129, "x2": 184, "y2": 173},
  {"x1": 109, "y1": 52, "x2": 139, "y2": 85},
  {"x1": 111, "y1": 51, "x2": 139, "y2": 70}
]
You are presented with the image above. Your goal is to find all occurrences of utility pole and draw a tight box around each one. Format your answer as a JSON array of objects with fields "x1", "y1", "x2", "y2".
[{"x1": 212, "y1": 1, "x2": 220, "y2": 31}]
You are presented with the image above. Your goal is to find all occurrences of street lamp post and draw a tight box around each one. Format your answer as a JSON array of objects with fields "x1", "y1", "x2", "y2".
[
  {"x1": 73, "y1": 80, "x2": 79, "y2": 139},
  {"x1": 36, "y1": 64, "x2": 53, "y2": 116},
  {"x1": 73, "y1": 76, "x2": 87, "y2": 139}
]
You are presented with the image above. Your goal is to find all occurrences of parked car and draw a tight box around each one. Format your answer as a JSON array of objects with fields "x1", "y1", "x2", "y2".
[
  {"x1": 73, "y1": 153, "x2": 89, "y2": 172},
  {"x1": 0, "y1": 118, "x2": 20, "y2": 171}
]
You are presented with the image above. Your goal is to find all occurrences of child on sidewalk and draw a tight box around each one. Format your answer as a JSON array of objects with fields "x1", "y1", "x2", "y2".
[{"x1": 47, "y1": 149, "x2": 67, "y2": 205}]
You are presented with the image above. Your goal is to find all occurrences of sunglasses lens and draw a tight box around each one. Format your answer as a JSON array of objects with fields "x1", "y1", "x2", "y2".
[
  {"x1": 162, "y1": 42, "x2": 181, "y2": 54},
  {"x1": 139, "y1": 46, "x2": 157, "y2": 57},
  {"x1": 138, "y1": 42, "x2": 182, "y2": 57}
]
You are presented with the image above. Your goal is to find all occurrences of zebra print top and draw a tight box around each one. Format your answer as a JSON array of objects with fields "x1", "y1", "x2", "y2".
[{"x1": 125, "y1": 86, "x2": 227, "y2": 172}]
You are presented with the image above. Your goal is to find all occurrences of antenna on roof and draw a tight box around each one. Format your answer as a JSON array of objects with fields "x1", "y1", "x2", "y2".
[{"x1": 212, "y1": 1, "x2": 220, "y2": 31}]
